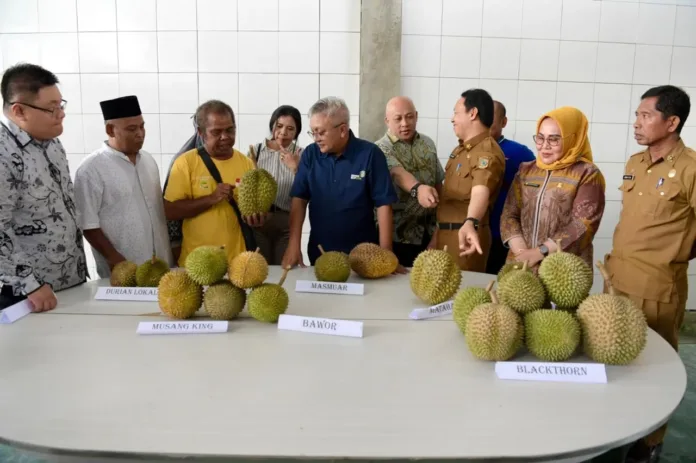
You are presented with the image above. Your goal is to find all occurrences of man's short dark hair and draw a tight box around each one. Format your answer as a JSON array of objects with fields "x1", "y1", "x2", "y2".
[
  {"x1": 461, "y1": 89, "x2": 494, "y2": 128},
  {"x1": 195, "y1": 99, "x2": 236, "y2": 132},
  {"x1": 1, "y1": 63, "x2": 59, "y2": 108},
  {"x1": 493, "y1": 100, "x2": 506, "y2": 119},
  {"x1": 641, "y1": 85, "x2": 691, "y2": 134}
]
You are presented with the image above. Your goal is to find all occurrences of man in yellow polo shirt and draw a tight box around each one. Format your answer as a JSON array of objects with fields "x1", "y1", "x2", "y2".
[{"x1": 163, "y1": 100, "x2": 257, "y2": 266}]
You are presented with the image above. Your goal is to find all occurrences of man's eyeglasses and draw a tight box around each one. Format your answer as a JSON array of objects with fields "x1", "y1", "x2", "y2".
[{"x1": 10, "y1": 99, "x2": 67, "y2": 118}]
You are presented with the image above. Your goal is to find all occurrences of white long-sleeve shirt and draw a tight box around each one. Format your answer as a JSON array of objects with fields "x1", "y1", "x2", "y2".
[{"x1": 74, "y1": 142, "x2": 173, "y2": 278}]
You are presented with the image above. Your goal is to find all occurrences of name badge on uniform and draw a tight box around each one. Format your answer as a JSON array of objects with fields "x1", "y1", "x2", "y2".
[
  {"x1": 449, "y1": 152, "x2": 457, "y2": 159},
  {"x1": 623, "y1": 174, "x2": 634, "y2": 180},
  {"x1": 524, "y1": 182, "x2": 540, "y2": 188}
]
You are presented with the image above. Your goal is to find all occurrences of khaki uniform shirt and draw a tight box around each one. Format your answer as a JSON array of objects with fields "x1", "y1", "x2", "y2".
[
  {"x1": 375, "y1": 131, "x2": 445, "y2": 245},
  {"x1": 607, "y1": 139, "x2": 696, "y2": 303},
  {"x1": 437, "y1": 131, "x2": 506, "y2": 226}
]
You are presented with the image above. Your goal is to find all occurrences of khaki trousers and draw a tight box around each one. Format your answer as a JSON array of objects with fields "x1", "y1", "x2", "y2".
[
  {"x1": 603, "y1": 278, "x2": 687, "y2": 446},
  {"x1": 436, "y1": 225, "x2": 491, "y2": 272}
]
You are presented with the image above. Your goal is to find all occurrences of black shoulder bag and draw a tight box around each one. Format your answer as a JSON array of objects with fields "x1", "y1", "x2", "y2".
[{"x1": 196, "y1": 147, "x2": 257, "y2": 252}]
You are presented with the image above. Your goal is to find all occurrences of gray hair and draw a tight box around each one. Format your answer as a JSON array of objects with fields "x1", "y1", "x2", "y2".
[
  {"x1": 195, "y1": 99, "x2": 236, "y2": 131},
  {"x1": 308, "y1": 96, "x2": 350, "y2": 125}
]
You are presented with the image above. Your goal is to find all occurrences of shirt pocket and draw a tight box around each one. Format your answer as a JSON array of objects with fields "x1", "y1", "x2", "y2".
[
  {"x1": 443, "y1": 158, "x2": 472, "y2": 202},
  {"x1": 339, "y1": 172, "x2": 369, "y2": 207},
  {"x1": 192, "y1": 175, "x2": 215, "y2": 199},
  {"x1": 645, "y1": 181, "x2": 680, "y2": 219}
]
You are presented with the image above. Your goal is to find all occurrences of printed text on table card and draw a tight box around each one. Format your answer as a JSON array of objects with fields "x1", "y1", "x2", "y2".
[
  {"x1": 495, "y1": 361, "x2": 607, "y2": 384},
  {"x1": 295, "y1": 280, "x2": 364, "y2": 295},
  {"x1": 95, "y1": 287, "x2": 159, "y2": 302},
  {"x1": 409, "y1": 300, "x2": 453, "y2": 320},
  {"x1": 277, "y1": 314, "x2": 363, "y2": 338},
  {"x1": 136, "y1": 321, "x2": 229, "y2": 335}
]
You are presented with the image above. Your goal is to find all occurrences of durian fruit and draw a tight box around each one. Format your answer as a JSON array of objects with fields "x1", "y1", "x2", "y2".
[
  {"x1": 247, "y1": 267, "x2": 291, "y2": 323},
  {"x1": 497, "y1": 261, "x2": 546, "y2": 314},
  {"x1": 185, "y1": 245, "x2": 228, "y2": 286},
  {"x1": 453, "y1": 281, "x2": 494, "y2": 334},
  {"x1": 348, "y1": 243, "x2": 399, "y2": 279},
  {"x1": 228, "y1": 247, "x2": 269, "y2": 289},
  {"x1": 135, "y1": 254, "x2": 170, "y2": 287},
  {"x1": 203, "y1": 280, "x2": 246, "y2": 320},
  {"x1": 236, "y1": 168, "x2": 278, "y2": 216},
  {"x1": 497, "y1": 261, "x2": 529, "y2": 282},
  {"x1": 464, "y1": 283, "x2": 524, "y2": 361},
  {"x1": 158, "y1": 269, "x2": 203, "y2": 319},
  {"x1": 410, "y1": 245, "x2": 462, "y2": 305},
  {"x1": 314, "y1": 245, "x2": 350, "y2": 282},
  {"x1": 110, "y1": 260, "x2": 137, "y2": 287},
  {"x1": 576, "y1": 262, "x2": 648, "y2": 365},
  {"x1": 524, "y1": 309, "x2": 581, "y2": 361},
  {"x1": 538, "y1": 240, "x2": 593, "y2": 310}
]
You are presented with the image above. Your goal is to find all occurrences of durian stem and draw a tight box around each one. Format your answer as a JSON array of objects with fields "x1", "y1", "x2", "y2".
[
  {"x1": 485, "y1": 280, "x2": 495, "y2": 292},
  {"x1": 443, "y1": 245, "x2": 448, "y2": 252},
  {"x1": 318, "y1": 245, "x2": 325, "y2": 255},
  {"x1": 521, "y1": 260, "x2": 528, "y2": 272},
  {"x1": 554, "y1": 239, "x2": 562, "y2": 253},
  {"x1": 490, "y1": 289, "x2": 499, "y2": 304},
  {"x1": 150, "y1": 255, "x2": 156, "y2": 264},
  {"x1": 254, "y1": 247, "x2": 261, "y2": 254},
  {"x1": 278, "y1": 266, "x2": 291, "y2": 287},
  {"x1": 595, "y1": 261, "x2": 616, "y2": 296}
]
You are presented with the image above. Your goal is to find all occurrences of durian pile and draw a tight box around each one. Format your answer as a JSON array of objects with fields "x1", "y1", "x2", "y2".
[
  {"x1": 312, "y1": 242, "x2": 400, "y2": 283},
  {"x1": 156, "y1": 245, "x2": 291, "y2": 323},
  {"x1": 417, "y1": 243, "x2": 649, "y2": 366},
  {"x1": 110, "y1": 255, "x2": 170, "y2": 288}
]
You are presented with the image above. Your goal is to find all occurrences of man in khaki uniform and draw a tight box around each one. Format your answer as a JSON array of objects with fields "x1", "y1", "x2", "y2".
[
  {"x1": 604, "y1": 85, "x2": 692, "y2": 463},
  {"x1": 431, "y1": 89, "x2": 505, "y2": 271}
]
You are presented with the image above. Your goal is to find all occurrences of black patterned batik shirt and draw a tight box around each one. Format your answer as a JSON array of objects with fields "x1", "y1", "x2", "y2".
[{"x1": 0, "y1": 114, "x2": 87, "y2": 296}]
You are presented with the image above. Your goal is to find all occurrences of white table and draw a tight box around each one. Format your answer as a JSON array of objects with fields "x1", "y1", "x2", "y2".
[{"x1": 0, "y1": 266, "x2": 687, "y2": 463}]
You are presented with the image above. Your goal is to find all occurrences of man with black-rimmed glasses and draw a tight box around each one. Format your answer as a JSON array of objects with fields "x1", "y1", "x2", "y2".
[{"x1": 0, "y1": 63, "x2": 87, "y2": 311}]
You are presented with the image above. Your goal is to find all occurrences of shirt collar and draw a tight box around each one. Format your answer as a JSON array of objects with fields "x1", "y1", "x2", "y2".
[
  {"x1": 0, "y1": 112, "x2": 34, "y2": 148},
  {"x1": 458, "y1": 130, "x2": 490, "y2": 151},
  {"x1": 640, "y1": 139, "x2": 686, "y2": 166},
  {"x1": 386, "y1": 130, "x2": 419, "y2": 145},
  {"x1": 101, "y1": 141, "x2": 141, "y2": 163},
  {"x1": 497, "y1": 135, "x2": 506, "y2": 144}
]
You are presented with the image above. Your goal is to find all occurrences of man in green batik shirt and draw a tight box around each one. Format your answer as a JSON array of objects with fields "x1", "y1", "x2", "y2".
[{"x1": 375, "y1": 96, "x2": 444, "y2": 267}]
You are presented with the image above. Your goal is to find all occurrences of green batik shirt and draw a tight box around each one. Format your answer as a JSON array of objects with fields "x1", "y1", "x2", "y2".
[{"x1": 375, "y1": 131, "x2": 445, "y2": 246}]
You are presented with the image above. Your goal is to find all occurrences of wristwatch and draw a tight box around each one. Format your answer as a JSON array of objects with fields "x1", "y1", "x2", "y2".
[
  {"x1": 464, "y1": 217, "x2": 479, "y2": 230},
  {"x1": 410, "y1": 183, "x2": 422, "y2": 198},
  {"x1": 539, "y1": 244, "x2": 549, "y2": 257}
]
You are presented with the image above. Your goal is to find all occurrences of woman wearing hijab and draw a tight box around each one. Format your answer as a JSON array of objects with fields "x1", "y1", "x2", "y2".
[
  {"x1": 245, "y1": 105, "x2": 304, "y2": 265},
  {"x1": 500, "y1": 106, "x2": 606, "y2": 272}
]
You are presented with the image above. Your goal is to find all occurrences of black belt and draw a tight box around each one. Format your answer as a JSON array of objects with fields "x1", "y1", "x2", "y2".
[
  {"x1": 437, "y1": 222, "x2": 488, "y2": 230},
  {"x1": 269, "y1": 205, "x2": 288, "y2": 213}
]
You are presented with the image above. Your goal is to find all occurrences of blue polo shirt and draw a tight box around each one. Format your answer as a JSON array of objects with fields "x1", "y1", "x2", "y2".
[
  {"x1": 290, "y1": 130, "x2": 398, "y2": 265},
  {"x1": 490, "y1": 136, "x2": 536, "y2": 238}
]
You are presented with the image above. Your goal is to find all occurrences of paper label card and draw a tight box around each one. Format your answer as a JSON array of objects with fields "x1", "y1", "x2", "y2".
[
  {"x1": 137, "y1": 321, "x2": 228, "y2": 335},
  {"x1": 409, "y1": 300, "x2": 453, "y2": 320},
  {"x1": 295, "y1": 280, "x2": 364, "y2": 296},
  {"x1": 277, "y1": 314, "x2": 363, "y2": 338},
  {"x1": 495, "y1": 361, "x2": 607, "y2": 384},
  {"x1": 0, "y1": 299, "x2": 32, "y2": 324},
  {"x1": 96, "y1": 287, "x2": 158, "y2": 302}
]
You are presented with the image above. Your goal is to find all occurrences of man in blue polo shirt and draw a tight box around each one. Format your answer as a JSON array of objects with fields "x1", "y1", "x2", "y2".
[
  {"x1": 485, "y1": 100, "x2": 535, "y2": 275},
  {"x1": 281, "y1": 96, "x2": 399, "y2": 268}
]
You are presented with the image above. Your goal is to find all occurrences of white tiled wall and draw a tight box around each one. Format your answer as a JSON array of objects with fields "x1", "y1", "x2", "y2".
[
  {"x1": 0, "y1": 0, "x2": 361, "y2": 277},
  {"x1": 400, "y1": 0, "x2": 696, "y2": 296}
]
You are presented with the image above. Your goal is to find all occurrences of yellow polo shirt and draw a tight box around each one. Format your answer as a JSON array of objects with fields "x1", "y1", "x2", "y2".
[{"x1": 164, "y1": 148, "x2": 255, "y2": 266}]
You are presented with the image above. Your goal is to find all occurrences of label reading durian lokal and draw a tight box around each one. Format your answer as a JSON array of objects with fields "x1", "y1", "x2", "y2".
[{"x1": 95, "y1": 287, "x2": 159, "y2": 302}]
